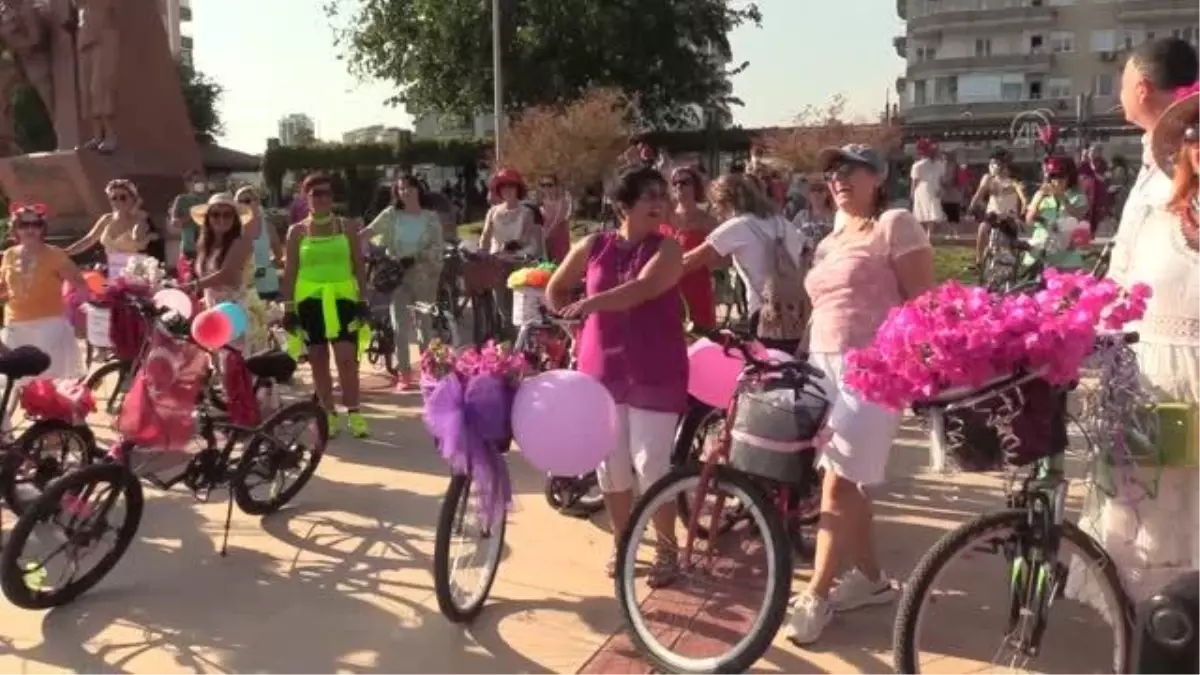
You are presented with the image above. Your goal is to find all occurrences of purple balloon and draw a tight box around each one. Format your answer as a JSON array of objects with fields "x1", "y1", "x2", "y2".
[{"x1": 511, "y1": 370, "x2": 618, "y2": 476}]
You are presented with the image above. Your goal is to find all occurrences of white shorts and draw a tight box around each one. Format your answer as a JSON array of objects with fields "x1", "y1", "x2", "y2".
[
  {"x1": 596, "y1": 405, "x2": 679, "y2": 494},
  {"x1": 809, "y1": 352, "x2": 900, "y2": 486},
  {"x1": 1, "y1": 316, "x2": 82, "y2": 382}
]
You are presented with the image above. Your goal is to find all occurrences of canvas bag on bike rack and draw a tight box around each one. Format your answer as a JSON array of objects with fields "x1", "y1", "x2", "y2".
[{"x1": 728, "y1": 366, "x2": 830, "y2": 483}]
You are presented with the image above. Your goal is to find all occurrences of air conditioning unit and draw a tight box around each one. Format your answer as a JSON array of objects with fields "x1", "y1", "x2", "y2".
[{"x1": 1099, "y1": 50, "x2": 1117, "y2": 62}]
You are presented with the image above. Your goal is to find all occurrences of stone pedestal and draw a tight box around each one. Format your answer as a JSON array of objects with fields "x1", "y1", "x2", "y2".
[
  {"x1": 0, "y1": 150, "x2": 187, "y2": 236},
  {"x1": 0, "y1": 0, "x2": 200, "y2": 237}
]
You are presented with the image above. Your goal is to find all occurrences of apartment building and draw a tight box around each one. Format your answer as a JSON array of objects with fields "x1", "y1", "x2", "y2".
[
  {"x1": 896, "y1": 0, "x2": 1199, "y2": 159},
  {"x1": 342, "y1": 125, "x2": 411, "y2": 145},
  {"x1": 160, "y1": 0, "x2": 194, "y2": 66},
  {"x1": 278, "y1": 114, "x2": 317, "y2": 147}
]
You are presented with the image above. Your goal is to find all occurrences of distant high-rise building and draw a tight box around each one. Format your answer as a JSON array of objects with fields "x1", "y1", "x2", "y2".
[
  {"x1": 160, "y1": 0, "x2": 193, "y2": 66},
  {"x1": 896, "y1": 0, "x2": 1199, "y2": 157},
  {"x1": 278, "y1": 114, "x2": 317, "y2": 147},
  {"x1": 342, "y1": 125, "x2": 409, "y2": 145}
]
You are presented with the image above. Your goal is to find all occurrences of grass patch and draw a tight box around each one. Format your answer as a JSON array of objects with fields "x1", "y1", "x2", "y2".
[{"x1": 933, "y1": 245, "x2": 976, "y2": 285}]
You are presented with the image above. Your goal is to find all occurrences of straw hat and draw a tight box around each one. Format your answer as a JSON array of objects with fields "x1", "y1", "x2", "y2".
[
  {"x1": 1150, "y1": 82, "x2": 1199, "y2": 176},
  {"x1": 190, "y1": 192, "x2": 253, "y2": 227}
]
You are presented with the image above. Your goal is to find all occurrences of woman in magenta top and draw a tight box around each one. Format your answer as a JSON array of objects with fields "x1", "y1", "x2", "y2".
[
  {"x1": 659, "y1": 166, "x2": 717, "y2": 330},
  {"x1": 547, "y1": 166, "x2": 687, "y2": 587}
]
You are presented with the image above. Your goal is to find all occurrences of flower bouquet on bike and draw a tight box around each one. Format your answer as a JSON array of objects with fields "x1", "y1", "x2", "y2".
[
  {"x1": 837, "y1": 269, "x2": 1158, "y2": 674},
  {"x1": 420, "y1": 339, "x2": 528, "y2": 623}
]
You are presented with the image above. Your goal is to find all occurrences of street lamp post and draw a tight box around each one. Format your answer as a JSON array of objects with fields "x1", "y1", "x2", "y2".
[{"x1": 492, "y1": 0, "x2": 504, "y2": 164}]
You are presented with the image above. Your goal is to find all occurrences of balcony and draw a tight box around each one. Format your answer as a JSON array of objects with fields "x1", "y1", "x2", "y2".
[
  {"x1": 906, "y1": 52, "x2": 1054, "y2": 77},
  {"x1": 1117, "y1": 0, "x2": 1197, "y2": 22},
  {"x1": 897, "y1": 0, "x2": 907, "y2": 20},
  {"x1": 180, "y1": 35, "x2": 194, "y2": 51},
  {"x1": 896, "y1": 76, "x2": 907, "y2": 95},
  {"x1": 893, "y1": 35, "x2": 907, "y2": 59},
  {"x1": 908, "y1": 1, "x2": 1055, "y2": 37},
  {"x1": 180, "y1": 4, "x2": 192, "y2": 22},
  {"x1": 903, "y1": 98, "x2": 1072, "y2": 124}
]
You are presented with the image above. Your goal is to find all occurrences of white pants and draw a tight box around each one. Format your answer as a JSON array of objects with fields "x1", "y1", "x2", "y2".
[
  {"x1": 810, "y1": 352, "x2": 900, "y2": 486},
  {"x1": 596, "y1": 405, "x2": 679, "y2": 494}
]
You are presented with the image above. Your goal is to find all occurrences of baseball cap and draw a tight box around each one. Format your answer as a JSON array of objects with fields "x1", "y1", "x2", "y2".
[{"x1": 818, "y1": 144, "x2": 888, "y2": 178}]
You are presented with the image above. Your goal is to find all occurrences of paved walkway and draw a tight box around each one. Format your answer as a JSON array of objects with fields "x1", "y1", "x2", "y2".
[{"x1": 0, "y1": 369, "x2": 1098, "y2": 673}]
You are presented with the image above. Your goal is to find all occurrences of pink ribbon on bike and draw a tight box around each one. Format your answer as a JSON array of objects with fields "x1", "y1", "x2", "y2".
[{"x1": 422, "y1": 372, "x2": 513, "y2": 529}]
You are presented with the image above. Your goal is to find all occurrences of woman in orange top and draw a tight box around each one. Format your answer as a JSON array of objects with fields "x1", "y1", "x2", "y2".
[
  {"x1": 659, "y1": 166, "x2": 717, "y2": 330},
  {"x1": 0, "y1": 205, "x2": 89, "y2": 379}
]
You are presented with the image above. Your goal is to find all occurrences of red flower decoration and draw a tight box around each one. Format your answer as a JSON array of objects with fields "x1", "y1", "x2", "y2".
[{"x1": 9, "y1": 202, "x2": 49, "y2": 218}]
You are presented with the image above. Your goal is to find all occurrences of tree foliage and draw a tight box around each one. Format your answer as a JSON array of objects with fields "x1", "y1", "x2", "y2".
[
  {"x1": 326, "y1": 0, "x2": 760, "y2": 128},
  {"x1": 178, "y1": 62, "x2": 225, "y2": 143},
  {"x1": 501, "y1": 88, "x2": 632, "y2": 192},
  {"x1": 758, "y1": 95, "x2": 902, "y2": 174}
]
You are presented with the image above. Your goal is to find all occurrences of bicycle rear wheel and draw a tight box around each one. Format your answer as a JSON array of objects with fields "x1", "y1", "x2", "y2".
[
  {"x1": 893, "y1": 509, "x2": 1131, "y2": 674},
  {"x1": 233, "y1": 400, "x2": 329, "y2": 516},
  {"x1": 433, "y1": 473, "x2": 506, "y2": 623},
  {"x1": 0, "y1": 419, "x2": 100, "y2": 516},
  {"x1": 0, "y1": 463, "x2": 143, "y2": 609},
  {"x1": 615, "y1": 465, "x2": 791, "y2": 674}
]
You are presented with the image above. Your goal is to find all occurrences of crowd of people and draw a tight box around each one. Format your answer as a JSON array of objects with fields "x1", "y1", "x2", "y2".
[{"x1": 0, "y1": 33, "x2": 1193, "y2": 661}]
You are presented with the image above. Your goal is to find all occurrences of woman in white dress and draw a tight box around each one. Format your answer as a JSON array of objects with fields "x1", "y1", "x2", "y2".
[
  {"x1": 1073, "y1": 84, "x2": 1198, "y2": 608},
  {"x1": 909, "y1": 139, "x2": 946, "y2": 232}
]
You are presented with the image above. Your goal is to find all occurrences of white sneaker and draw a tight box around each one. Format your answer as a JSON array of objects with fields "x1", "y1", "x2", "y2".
[
  {"x1": 786, "y1": 591, "x2": 833, "y2": 646},
  {"x1": 828, "y1": 568, "x2": 897, "y2": 612}
]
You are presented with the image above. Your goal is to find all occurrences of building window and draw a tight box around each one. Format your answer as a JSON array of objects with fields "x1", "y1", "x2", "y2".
[
  {"x1": 913, "y1": 80, "x2": 927, "y2": 106},
  {"x1": 1029, "y1": 80, "x2": 1043, "y2": 100},
  {"x1": 934, "y1": 76, "x2": 957, "y2": 104},
  {"x1": 1090, "y1": 29, "x2": 1116, "y2": 53},
  {"x1": 1095, "y1": 73, "x2": 1115, "y2": 97},
  {"x1": 1047, "y1": 77, "x2": 1072, "y2": 99},
  {"x1": 1001, "y1": 83, "x2": 1024, "y2": 101},
  {"x1": 1050, "y1": 31, "x2": 1075, "y2": 54},
  {"x1": 1030, "y1": 34, "x2": 1044, "y2": 53},
  {"x1": 1122, "y1": 28, "x2": 1140, "y2": 50},
  {"x1": 975, "y1": 38, "x2": 992, "y2": 57}
]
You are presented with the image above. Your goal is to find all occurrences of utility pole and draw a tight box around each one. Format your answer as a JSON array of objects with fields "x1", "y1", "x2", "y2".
[{"x1": 492, "y1": 0, "x2": 503, "y2": 165}]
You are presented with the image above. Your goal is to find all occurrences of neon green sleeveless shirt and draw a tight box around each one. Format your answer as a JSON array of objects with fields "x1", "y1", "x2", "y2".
[{"x1": 294, "y1": 218, "x2": 362, "y2": 341}]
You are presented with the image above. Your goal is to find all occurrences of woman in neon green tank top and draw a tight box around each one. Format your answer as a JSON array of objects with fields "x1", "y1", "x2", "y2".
[{"x1": 282, "y1": 174, "x2": 371, "y2": 438}]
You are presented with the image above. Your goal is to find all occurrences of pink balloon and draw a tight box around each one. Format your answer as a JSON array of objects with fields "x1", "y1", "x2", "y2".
[
  {"x1": 191, "y1": 308, "x2": 233, "y2": 349},
  {"x1": 511, "y1": 370, "x2": 618, "y2": 476},
  {"x1": 687, "y1": 338, "x2": 749, "y2": 409}
]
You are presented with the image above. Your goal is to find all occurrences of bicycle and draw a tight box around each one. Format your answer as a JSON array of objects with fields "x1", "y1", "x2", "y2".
[
  {"x1": 891, "y1": 333, "x2": 1141, "y2": 674},
  {"x1": 0, "y1": 347, "x2": 101, "y2": 522},
  {"x1": 614, "y1": 329, "x2": 830, "y2": 673},
  {"x1": 977, "y1": 213, "x2": 1031, "y2": 292},
  {"x1": 0, "y1": 313, "x2": 328, "y2": 610}
]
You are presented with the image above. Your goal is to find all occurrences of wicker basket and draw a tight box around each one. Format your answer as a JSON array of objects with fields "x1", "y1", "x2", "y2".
[
  {"x1": 460, "y1": 257, "x2": 508, "y2": 296},
  {"x1": 929, "y1": 377, "x2": 1068, "y2": 472}
]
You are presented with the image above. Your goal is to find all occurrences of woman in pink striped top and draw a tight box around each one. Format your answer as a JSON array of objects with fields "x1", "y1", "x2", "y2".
[{"x1": 788, "y1": 144, "x2": 935, "y2": 646}]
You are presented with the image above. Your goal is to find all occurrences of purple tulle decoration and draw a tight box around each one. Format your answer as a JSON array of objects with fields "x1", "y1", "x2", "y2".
[{"x1": 422, "y1": 372, "x2": 514, "y2": 529}]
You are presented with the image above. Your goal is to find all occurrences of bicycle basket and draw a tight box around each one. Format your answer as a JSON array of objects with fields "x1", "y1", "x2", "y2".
[
  {"x1": 370, "y1": 258, "x2": 406, "y2": 295},
  {"x1": 728, "y1": 373, "x2": 829, "y2": 483},
  {"x1": 930, "y1": 376, "x2": 1068, "y2": 472},
  {"x1": 461, "y1": 257, "x2": 507, "y2": 295}
]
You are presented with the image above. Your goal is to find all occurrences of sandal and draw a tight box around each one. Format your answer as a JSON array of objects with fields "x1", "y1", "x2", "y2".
[{"x1": 647, "y1": 543, "x2": 679, "y2": 589}]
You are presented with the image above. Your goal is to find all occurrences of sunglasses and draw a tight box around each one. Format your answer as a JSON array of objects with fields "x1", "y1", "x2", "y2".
[
  {"x1": 209, "y1": 209, "x2": 237, "y2": 220},
  {"x1": 109, "y1": 193, "x2": 131, "y2": 202},
  {"x1": 671, "y1": 179, "x2": 693, "y2": 188},
  {"x1": 237, "y1": 197, "x2": 257, "y2": 205},
  {"x1": 539, "y1": 182, "x2": 556, "y2": 189},
  {"x1": 15, "y1": 220, "x2": 44, "y2": 230},
  {"x1": 825, "y1": 163, "x2": 865, "y2": 182}
]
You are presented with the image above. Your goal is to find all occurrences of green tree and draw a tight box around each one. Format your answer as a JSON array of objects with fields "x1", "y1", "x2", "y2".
[
  {"x1": 178, "y1": 62, "x2": 225, "y2": 143},
  {"x1": 325, "y1": 0, "x2": 760, "y2": 128}
]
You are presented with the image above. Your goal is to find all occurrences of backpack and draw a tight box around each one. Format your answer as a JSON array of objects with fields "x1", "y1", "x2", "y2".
[{"x1": 750, "y1": 217, "x2": 810, "y2": 342}]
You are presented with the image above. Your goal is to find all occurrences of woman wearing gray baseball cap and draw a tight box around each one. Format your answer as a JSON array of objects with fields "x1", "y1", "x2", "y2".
[{"x1": 789, "y1": 143, "x2": 936, "y2": 645}]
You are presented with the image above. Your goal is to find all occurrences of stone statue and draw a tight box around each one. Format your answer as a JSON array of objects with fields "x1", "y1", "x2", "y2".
[
  {"x1": 77, "y1": 0, "x2": 117, "y2": 152},
  {"x1": 0, "y1": 0, "x2": 55, "y2": 127},
  {"x1": 0, "y1": 52, "x2": 24, "y2": 155}
]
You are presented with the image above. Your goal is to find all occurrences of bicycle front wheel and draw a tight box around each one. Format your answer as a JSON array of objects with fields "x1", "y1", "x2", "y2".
[
  {"x1": 433, "y1": 473, "x2": 507, "y2": 623},
  {"x1": 893, "y1": 509, "x2": 1131, "y2": 674},
  {"x1": 615, "y1": 465, "x2": 792, "y2": 674}
]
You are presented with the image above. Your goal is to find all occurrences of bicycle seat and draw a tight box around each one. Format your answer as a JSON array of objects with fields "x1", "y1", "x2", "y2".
[
  {"x1": 245, "y1": 350, "x2": 298, "y2": 384},
  {"x1": 0, "y1": 346, "x2": 51, "y2": 379}
]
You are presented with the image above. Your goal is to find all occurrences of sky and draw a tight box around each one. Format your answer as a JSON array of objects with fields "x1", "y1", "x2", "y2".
[{"x1": 192, "y1": 0, "x2": 905, "y2": 153}]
